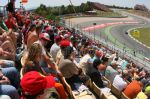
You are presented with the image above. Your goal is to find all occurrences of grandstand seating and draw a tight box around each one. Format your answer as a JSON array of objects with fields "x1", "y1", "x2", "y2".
[
  {"x1": 111, "y1": 84, "x2": 121, "y2": 98},
  {"x1": 61, "y1": 77, "x2": 75, "y2": 99},
  {"x1": 62, "y1": 77, "x2": 97, "y2": 99},
  {"x1": 101, "y1": 93, "x2": 117, "y2": 99},
  {"x1": 121, "y1": 92, "x2": 130, "y2": 99},
  {"x1": 102, "y1": 76, "x2": 111, "y2": 88},
  {"x1": 92, "y1": 82, "x2": 102, "y2": 98},
  {"x1": 1, "y1": 4, "x2": 148, "y2": 99}
]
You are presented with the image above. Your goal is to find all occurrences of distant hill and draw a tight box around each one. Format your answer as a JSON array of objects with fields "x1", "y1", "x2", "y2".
[
  {"x1": 134, "y1": 4, "x2": 149, "y2": 12},
  {"x1": 90, "y1": 2, "x2": 112, "y2": 12}
]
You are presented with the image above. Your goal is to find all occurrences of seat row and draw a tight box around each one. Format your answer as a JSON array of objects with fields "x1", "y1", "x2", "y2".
[{"x1": 62, "y1": 76, "x2": 130, "y2": 99}]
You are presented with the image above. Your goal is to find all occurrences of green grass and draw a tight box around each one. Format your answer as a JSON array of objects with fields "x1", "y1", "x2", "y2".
[
  {"x1": 96, "y1": 11, "x2": 123, "y2": 18},
  {"x1": 130, "y1": 27, "x2": 150, "y2": 47}
]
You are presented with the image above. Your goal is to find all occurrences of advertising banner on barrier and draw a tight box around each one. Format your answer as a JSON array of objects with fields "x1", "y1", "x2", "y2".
[{"x1": 22, "y1": 0, "x2": 28, "y2": 3}]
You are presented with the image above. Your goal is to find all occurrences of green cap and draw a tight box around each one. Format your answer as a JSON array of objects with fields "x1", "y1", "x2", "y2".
[{"x1": 145, "y1": 86, "x2": 150, "y2": 93}]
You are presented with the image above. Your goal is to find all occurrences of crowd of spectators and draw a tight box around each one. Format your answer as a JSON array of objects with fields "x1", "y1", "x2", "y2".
[{"x1": 1, "y1": 1, "x2": 150, "y2": 99}]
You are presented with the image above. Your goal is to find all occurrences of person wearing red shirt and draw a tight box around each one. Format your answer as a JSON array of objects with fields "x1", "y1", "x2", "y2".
[
  {"x1": 5, "y1": 12, "x2": 17, "y2": 29},
  {"x1": 16, "y1": 11, "x2": 23, "y2": 26},
  {"x1": 124, "y1": 80, "x2": 143, "y2": 99}
]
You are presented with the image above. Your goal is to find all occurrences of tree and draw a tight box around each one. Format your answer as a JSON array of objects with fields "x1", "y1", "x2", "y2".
[
  {"x1": 35, "y1": 4, "x2": 49, "y2": 16},
  {"x1": 74, "y1": 6, "x2": 80, "y2": 13},
  {"x1": 50, "y1": 7, "x2": 58, "y2": 15},
  {"x1": 60, "y1": 5, "x2": 65, "y2": 14},
  {"x1": 40, "y1": 4, "x2": 47, "y2": 10},
  {"x1": 80, "y1": 3, "x2": 84, "y2": 12},
  {"x1": 80, "y1": 2, "x2": 92, "y2": 12},
  {"x1": 66, "y1": 5, "x2": 74, "y2": 14}
]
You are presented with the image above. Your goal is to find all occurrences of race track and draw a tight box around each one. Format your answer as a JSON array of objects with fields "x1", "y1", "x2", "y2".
[
  {"x1": 69, "y1": 11, "x2": 150, "y2": 60},
  {"x1": 110, "y1": 12, "x2": 150, "y2": 58}
]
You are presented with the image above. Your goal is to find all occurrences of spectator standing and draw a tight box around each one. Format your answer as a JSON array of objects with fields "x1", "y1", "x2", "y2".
[{"x1": 5, "y1": 12, "x2": 18, "y2": 29}]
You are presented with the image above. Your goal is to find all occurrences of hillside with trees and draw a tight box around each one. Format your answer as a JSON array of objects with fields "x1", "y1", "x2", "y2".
[
  {"x1": 34, "y1": 2, "x2": 92, "y2": 16},
  {"x1": 34, "y1": 1, "x2": 130, "y2": 19}
]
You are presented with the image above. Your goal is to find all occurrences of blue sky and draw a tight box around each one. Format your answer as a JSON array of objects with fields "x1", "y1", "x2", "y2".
[{"x1": 0, "y1": 0, "x2": 150, "y2": 9}]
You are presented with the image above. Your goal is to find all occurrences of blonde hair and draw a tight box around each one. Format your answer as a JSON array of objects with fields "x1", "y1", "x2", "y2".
[{"x1": 27, "y1": 43, "x2": 42, "y2": 62}]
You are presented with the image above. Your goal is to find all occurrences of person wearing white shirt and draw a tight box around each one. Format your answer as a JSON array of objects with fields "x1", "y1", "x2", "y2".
[
  {"x1": 113, "y1": 70, "x2": 128, "y2": 91},
  {"x1": 50, "y1": 36, "x2": 62, "y2": 61},
  {"x1": 105, "y1": 62, "x2": 118, "y2": 83},
  {"x1": 79, "y1": 49, "x2": 95, "y2": 74}
]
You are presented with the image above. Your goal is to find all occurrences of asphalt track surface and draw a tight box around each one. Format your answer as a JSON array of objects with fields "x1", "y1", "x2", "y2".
[
  {"x1": 74, "y1": 11, "x2": 150, "y2": 59},
  {"x1": 110, "y1": 12, "x2": 150, "y2": 58}
]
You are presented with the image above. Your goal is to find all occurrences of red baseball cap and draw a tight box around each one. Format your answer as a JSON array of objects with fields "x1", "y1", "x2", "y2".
[
  {"x1": 67, "y1": 32, "x2": 72, "y2": 36},
  {"x1": 25, "y1": 19, "x2": 30, "y2": 26},
  {"x1": 95, "y1": 50, "x2": 103, "y2": 57},
  {"x1": 21, "y1": 71, "x2": 55, "y2": 95},
  {"x1": 45, "y1": 26, "x2": 51, "y2": 32},
  {"x1": 39, "y1": 33, "x2": 50, "y2": 41},
  {"x1": 58, "y1": 27, "x2": 64, "y2": 31},
  {"x1": 55, "y1": 36, "x2": 62, "y2": 41},
  {"x1": 60, "y1": 40, "x2": 70, "y2": 48}
]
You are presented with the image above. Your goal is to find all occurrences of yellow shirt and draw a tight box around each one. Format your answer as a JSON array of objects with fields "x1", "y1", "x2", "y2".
[{"x1": 136, "y1": 92, "x2": 148, "y2": 99}]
